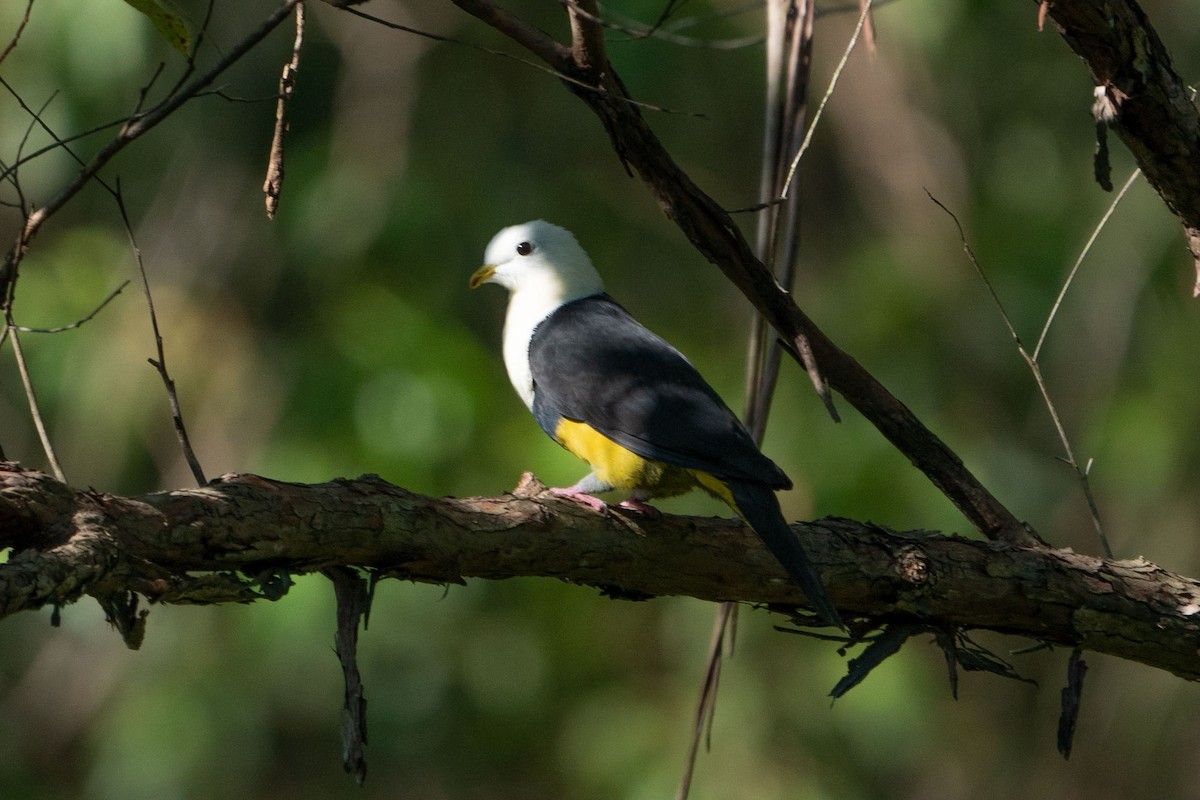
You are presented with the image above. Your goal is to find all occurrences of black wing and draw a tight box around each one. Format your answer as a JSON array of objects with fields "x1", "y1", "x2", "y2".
[{"x1": 529, "y1": 294, "x2": 790, "y2": 489}]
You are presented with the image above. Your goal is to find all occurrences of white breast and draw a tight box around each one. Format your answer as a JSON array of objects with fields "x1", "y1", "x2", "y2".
[{"x1": 501, "y1": 285, "x2": 567, "y2": 410}]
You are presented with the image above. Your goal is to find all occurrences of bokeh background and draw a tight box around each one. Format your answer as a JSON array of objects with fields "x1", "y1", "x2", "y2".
[{"x1": 2, "y1": 1, "x2": 1200, "y2": 798}]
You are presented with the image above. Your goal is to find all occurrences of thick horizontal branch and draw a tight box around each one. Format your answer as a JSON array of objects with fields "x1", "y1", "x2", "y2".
[{"x1": 2, "y1": 465, "x2": 1199, "y2": 679}]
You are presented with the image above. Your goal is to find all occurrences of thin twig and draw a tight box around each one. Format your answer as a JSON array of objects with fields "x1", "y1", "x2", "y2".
[
  {"x1": 743, "y1": 0, "x2": 789, "y2": 443},
  {"x1": 114, "y1": 184, "x2": 207, "y2": 487},
  {"x1": 133, "y1": 62, "x2": 169, "y2": 117},
  {"x1": 0, "y1": 0, "x2": 34, "y2": 68},
  {"x1": 683, "y1": 6, "x2": 820, "y2": 796},
  {"x1": 558, "y1": 0, "x2": 764, "y2": 49},
  {"x1": 928, "y1": 191, "x2": 1113, "y2": 558},
  {"x1": 264, "y1": 1, "x2": 305, "y2": 218},
  {"x1": 6, "y1": 87, "x2": 52, "y2": 199},
  {"x1": 676, "y1": 601, "x2": 735, "y2": 800},
  {"x1": 781, "y1": 0, "x2": 872, "y2": 198},
  {"x1": 163, "y1": 0, "x2": 218, "y2": 100},
  {"x1": 817, "y1": 0, "x2": 897, "y2": 18},
  {"x1": 567, "y1": 0, "x2": 888, "y2": 53},
  {"x1": 7, "y1": 0, "x2": 302, "y2": 261},
  {"x1": 762, "y1": 0, "x2": 838, "y2": 425},
  {"x1": 1034, "y1": 167, "x2": 1141, "y2": 360},
  {"x1": 0, "y1": 4, "x2": 290, "y2": 487},
  {"x1": 0, "y1": 114, "x2": 133, "y2": 189},
  {"x1": 457, "y1": 0, "x2": 1031, "y2": 545},
  {"x1": 0, "y1": 80, "x2": 117, "y2": 198},
  {"x1": 344, "y1": 3, "x2": 704, "y2": 118},
  {"x1": 14, "y1": 281, "x2": 130, "y2": 333},
  {"x1": 8, "y1": 329, "x2": 66, "y2": 481},
  {"x1": 725, "y1": 197, "x2": 786, "y2": 214}
]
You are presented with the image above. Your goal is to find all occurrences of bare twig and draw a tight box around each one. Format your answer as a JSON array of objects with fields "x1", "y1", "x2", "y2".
[
  {"x1": 676, "y1": 601, "x2": 735, "y2": 800},
  {"x1": 0, "y1": 4, "x2": 300, "y2": 473},
  {"x1": 744, "y1": 0, "x2": 793, "y2": 441},
  {"x1": 448, "y1": 0, "x2": 572, "y2": 65},
  {"x1": 928, "y1": 191, "x2": 1113, "y2": 558},
  {"x1": 133, "y1": 63, "x2": 169, "y2": 118},
  {"x1": 754, "y1": 0, "x2": 837, "y2": 427},
  {"x1": 780, "y1": 0, "x2": 872, "y2": 198},
  {"x1": 453, "y1": 0, "x2": 1031, "y2": 545},
  {"x1": 554, "y1": 0, "x2": 764, "y2": 49},
  {"x1": 14, "y1": 281, "x2": 130, "y2": 333},
  {"x1": 0, "y1": 114, "x2": 133, "y2": 189},
  {"x1": 264, "y1": 1, "x2": 305, "y2": 219},
  {"x1": 0, "y1": 99, "x2": 64, "y2": 479},
  {"x1": 818, "y1": 0, "x2": 897, "y2": 18},
  {"x1": 0, "y1": 79, "x2": 117, "y2": 197},
  {"x1": 114, "y1": 185, "x2": 207, "y2": 487},
  {"x1": 1038, "y1": 1, "x2": 1200, "y2": 292},
  {"x1": 163, "y1": 0, "x2": 218, "y2": 100},
  {"x1": 343, "y1": 4, "x2": 701, "y2": 117},
  {"x1": 684, "y1": 6, "x2": 823, "y2": 794},
  {"x1": 6, "y1": 0, "x2": 302, "y2": 266},
  {"x1": 1034, "y1": 168, "x2": 1142, "y2": 361},
  {"x1": 0, "y1": 0, "x2": 34, "y2": 68},
  {"x1": 8, "y1": 329, "x2": 66, "y2": 481},
  {"x1": 576, "y1": 0, "x2": 895, "y2": 49}
]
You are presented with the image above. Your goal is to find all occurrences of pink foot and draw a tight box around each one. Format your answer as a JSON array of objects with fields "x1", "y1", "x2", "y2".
[{"x1": 549, "y1": 486, "x2": 608, "y2": 513}]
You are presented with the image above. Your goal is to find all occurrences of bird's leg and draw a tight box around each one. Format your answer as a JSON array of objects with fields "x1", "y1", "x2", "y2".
[
  {"x1": 617, "y1": 490, "x2": 660, "y2": 518},
  {"x1": 549, "y1": 472, "x2": 612, "y2": 513}
]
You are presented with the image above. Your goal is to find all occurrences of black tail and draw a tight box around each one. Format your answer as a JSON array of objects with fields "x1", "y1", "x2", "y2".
[{"x1": 728, "y1": 480, "x2": 843, "y2": 629}]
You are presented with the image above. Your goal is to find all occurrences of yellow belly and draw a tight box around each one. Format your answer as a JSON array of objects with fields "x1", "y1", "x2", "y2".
[{"x1": 554, "y1": 418, "x2": 699, "y2": 498}]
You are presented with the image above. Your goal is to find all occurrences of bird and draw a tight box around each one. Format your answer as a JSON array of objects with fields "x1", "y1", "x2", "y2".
[{"x1": 469, "y1": 220, "x2": 841, "y2": 628}]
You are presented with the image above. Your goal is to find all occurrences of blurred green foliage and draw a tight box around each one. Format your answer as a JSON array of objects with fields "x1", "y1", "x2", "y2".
[{"x1": 3, "y1": 1, "x2": 1200, "y2": 798}]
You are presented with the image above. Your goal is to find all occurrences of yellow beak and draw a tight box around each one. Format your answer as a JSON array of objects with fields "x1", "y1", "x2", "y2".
[{"x1": 468, "y1": 264, "x2": 496, "y2": 289}]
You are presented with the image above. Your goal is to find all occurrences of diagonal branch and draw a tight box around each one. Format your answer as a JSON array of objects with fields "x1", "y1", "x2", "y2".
[
  {"x1": 2, "y1": 0, "x2": 301, "y2": 286},
  {"x1": 1, "y1": 465, "x2": 1199, "y2": 680},
  {"x1": 1036, "y1": 0, "x2": 1200, "y2": 282},
  {"x1": 451, "y1": 0, "x2": 1033, "y2": 546},
  {"x1": 0, "y1": 0, "x2": 35, "y2": 69},
  {"x1": 566, "y1": 0, "x2": 605, "y2": 79}
]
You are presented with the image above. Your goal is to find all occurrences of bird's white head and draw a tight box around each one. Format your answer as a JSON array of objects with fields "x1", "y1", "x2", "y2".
[
  {"x1": 470, "y1": 221, "x2": 605, "y2": 409},
  {"x1": 469, "y1": 220, "x2": 604, "y2": 304}
]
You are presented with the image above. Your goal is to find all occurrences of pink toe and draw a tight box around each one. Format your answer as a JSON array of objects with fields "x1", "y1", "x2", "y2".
[{"x1": 549, "y1": 486, "x2": 608, "y2": 513}]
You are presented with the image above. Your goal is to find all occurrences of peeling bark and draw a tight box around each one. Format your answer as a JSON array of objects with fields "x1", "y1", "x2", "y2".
[
  {"x1": 2, "y1": 465, "x2": 1199, "y2": 680},
  {"x1": 1038, "y1": 0, "x2": 1200, "y2": 275}
]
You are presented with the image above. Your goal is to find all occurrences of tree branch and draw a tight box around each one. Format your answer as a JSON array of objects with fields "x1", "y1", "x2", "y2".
[
  {"x1": 1, "y1": 0, "x2": 300, "y2": 287},
  {"x1": 451, "y1": 0, "x2": 1033, "y2": 547},
  {"x1": 2, "y1": 464, "x2": 1198, "y2": 680},
  {"x1": 1038, "y1": 0, "x2": 1200, "y2": 281}
]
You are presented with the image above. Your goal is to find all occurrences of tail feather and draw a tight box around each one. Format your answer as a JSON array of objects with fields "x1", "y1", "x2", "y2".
[{"x1": 726, "y1": 480, "x2": 843, "y2": 629}]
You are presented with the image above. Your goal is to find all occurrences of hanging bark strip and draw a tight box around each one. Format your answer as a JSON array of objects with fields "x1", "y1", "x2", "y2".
[
  {"x1": 264, "y1": 1, "x2": 305, "y2": 218},
  {"x1": 1035, "y1": 0, "x2": 1200, "y2": 288}
]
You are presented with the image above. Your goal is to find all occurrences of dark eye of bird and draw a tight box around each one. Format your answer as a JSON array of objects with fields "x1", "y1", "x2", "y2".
[{"x1": 516, "y1": 241, "x2": 533, "y2": 256}]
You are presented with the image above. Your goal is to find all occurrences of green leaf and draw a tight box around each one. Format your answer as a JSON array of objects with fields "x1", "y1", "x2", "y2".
[{"x1": 123, "y1": 0, "x2": 192, "y2": 56}]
